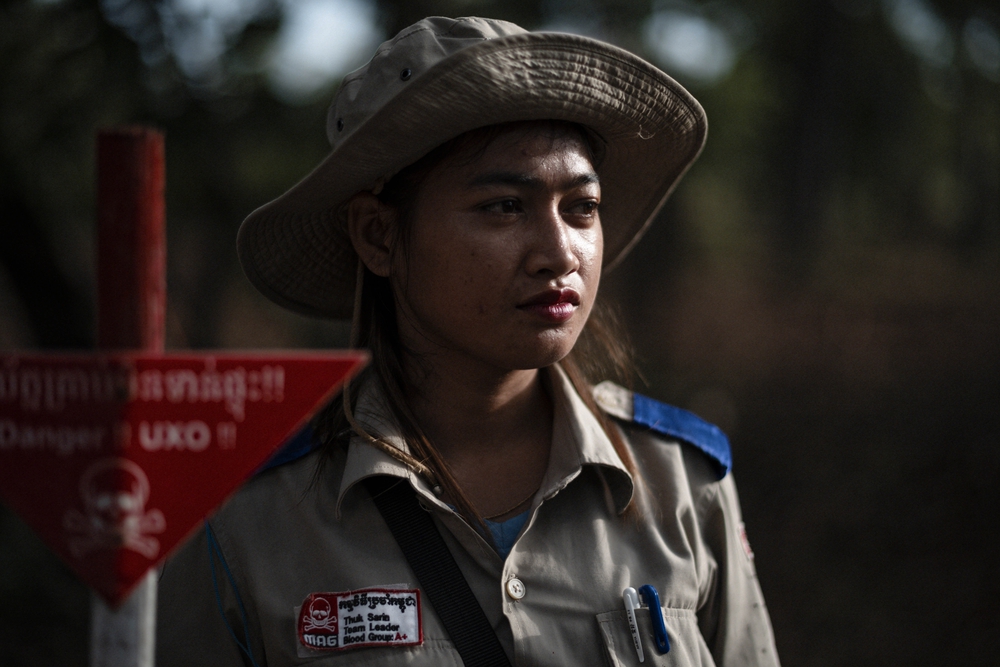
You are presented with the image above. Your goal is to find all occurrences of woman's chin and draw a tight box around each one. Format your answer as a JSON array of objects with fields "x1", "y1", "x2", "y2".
[{"x1": 493, "y1": 337, "x2": 580, "y2": 372}]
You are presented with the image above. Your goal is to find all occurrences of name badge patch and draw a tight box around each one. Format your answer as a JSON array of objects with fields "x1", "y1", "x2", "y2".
[{"x1": 296, "y1": 587, "x2": 422, "y2": 653}]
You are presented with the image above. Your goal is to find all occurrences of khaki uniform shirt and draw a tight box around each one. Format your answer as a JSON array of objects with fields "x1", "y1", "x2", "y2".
[{"x1": 157, "y1": 367, "x2": 779, "y2": 666}]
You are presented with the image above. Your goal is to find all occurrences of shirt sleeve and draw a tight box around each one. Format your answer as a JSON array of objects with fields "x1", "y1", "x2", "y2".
[
  {"x1": 156, "y1": 522, "x2": 257, "y2": 667},
  {"x1": 695, "y1": 474, "x2": 781, "y2": 667}
]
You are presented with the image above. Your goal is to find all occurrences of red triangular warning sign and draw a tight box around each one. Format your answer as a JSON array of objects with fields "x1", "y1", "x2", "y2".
[{"x1": 0, "y1": 351, "x2": 366, "y2": 604}]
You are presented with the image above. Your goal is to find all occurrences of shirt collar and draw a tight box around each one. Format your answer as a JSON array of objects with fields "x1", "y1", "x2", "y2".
[
  {"x1": 542, "y1": 364, "x2": 634, "y2": 514},
  {"x1": 334, "y1": 377, "x2": 448, "y2": 518},
  {"x1": 335, "y1": 365, "x2": 634, "y2": 518}
]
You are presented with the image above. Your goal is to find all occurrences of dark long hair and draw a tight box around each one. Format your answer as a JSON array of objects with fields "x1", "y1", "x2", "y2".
[{"x1": 314, "y1": 122, "x2": 640, "y2": 533}]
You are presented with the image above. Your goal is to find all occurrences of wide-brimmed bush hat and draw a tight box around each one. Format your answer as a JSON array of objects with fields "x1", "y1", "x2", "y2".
[{"x1": 237, "y1": 16, "x2": 707, "y2": 319}]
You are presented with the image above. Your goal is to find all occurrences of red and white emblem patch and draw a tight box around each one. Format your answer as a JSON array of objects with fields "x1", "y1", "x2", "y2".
[{"x1": 296, "y1": 587, "x2": 422, "y2": 653}]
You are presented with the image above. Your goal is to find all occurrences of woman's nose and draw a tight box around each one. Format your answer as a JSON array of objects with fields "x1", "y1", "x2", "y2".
[{"x1": 524, "y1": 203, "x2": 581, "y2": 278}]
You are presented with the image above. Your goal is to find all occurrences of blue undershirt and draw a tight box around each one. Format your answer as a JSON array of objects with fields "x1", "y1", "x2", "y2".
[{"x1": 484, "y1": 509, "x2": 530, "y2": 559}]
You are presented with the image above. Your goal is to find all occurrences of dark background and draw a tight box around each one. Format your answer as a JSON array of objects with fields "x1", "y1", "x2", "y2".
[{"x1": 1, "y1": 0, "x2": 998, "y2": 664}]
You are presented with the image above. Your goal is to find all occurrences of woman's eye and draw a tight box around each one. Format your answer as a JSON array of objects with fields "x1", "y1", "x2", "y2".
[
  {"x1": 483, "y1": 199, "x2": 521, "y2": 214},
  {"x1": 568, "y1": 200, "x2": 599, "y2": 216}
]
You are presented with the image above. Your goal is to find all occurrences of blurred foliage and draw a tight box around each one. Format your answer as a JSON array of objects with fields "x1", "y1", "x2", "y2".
[{"x1": 0, "y1": 0, "x2": 998, "y2": 665}]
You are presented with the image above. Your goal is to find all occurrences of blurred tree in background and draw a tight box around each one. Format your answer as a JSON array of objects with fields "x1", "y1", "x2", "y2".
[{"x1": 1, "y1": 0, "x2": 997, "y2": 665}]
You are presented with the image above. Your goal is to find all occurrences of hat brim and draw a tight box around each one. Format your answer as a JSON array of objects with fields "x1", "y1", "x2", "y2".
[{"x1": 238, "y1": 31, "x2": 707, "y2": 319}]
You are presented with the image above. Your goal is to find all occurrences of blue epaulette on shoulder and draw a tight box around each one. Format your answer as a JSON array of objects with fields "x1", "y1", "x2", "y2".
[
  {"x1": 594, "y1": 382, "x2": 731, "y2": 479},
  {"x1": 633, "y1": 393, "x2": 732, "y2": 479},
  {"x1": 256, "y1": 425, "x2": 317, "y2": 474}
]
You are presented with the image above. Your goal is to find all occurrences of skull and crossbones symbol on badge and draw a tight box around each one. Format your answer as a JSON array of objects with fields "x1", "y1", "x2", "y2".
[
  {"x1": 302, "y1": 597, "x2": 337, "y2": 632},
  {"x1": 62, "y1": 458, "x2": 166, "y2": 559}
]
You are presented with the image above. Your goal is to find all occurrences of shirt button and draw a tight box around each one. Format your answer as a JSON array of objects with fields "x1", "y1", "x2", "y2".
[{"x1": 505, "y1": 578, "x2": 526, "y2": 600}]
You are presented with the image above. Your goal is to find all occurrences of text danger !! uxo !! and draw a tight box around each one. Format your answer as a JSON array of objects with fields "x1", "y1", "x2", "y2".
[{"x1": 297, "y1": 588, "x2": 423, "y2": 654}]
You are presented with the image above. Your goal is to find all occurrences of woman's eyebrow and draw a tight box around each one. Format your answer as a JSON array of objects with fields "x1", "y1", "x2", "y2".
[{"x1": 467, "y1": 171, "x2": 600, "y2": 189}]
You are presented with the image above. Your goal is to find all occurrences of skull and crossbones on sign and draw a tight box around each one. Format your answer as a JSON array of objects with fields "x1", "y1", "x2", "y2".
[
  {"x1": 63, "y1": 458, "x2": 166, "y2": 559},
  {"x1": 302, "y1": 597, "x2": 337, "y2": 633}
]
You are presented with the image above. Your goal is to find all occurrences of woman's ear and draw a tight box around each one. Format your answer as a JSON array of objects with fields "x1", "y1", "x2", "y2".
[{"x1": 346, "y1": 192, "x2": 394, "y2": 277}]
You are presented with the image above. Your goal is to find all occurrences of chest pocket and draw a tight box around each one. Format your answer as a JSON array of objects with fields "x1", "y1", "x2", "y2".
[{"x1": 596, "y1": 607, "x2": 716, "y2": 667}]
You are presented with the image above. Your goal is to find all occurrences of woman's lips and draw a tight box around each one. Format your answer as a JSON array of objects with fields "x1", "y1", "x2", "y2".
[{"x1": 517, "y1": 289, "x2": 581, "y2": 323}]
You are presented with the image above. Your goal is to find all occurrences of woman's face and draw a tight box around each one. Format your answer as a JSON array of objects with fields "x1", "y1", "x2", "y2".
[{"x1": 392, "y1": 123, "x2": 603, "y2": 374}]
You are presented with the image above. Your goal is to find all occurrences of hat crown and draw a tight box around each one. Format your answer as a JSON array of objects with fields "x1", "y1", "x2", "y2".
[{"x1": 326, "y1": 17, "x2": 527, "y2": 147}]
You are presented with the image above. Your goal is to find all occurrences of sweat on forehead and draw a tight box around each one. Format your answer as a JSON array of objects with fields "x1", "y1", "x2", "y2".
[{"x1": 441, "y1": 121, "x2": 603, "y2": 169}]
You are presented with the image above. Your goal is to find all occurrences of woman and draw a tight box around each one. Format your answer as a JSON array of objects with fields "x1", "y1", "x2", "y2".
[{"x1": 158, "y1": 16, "x2": 779, "y2": 667}]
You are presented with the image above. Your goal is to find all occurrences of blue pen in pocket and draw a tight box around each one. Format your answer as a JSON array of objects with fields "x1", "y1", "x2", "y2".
[{"x1": 638, "y1": 584, "x2": 671, "y2": 655}]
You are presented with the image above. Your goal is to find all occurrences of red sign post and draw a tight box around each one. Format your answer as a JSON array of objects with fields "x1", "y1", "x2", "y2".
[
  {"x1": 96, "y1": 127, "x2": 166, "y2": 354},
  {"x1": 96, "y1": 126, "x2": 166, "y2": 667}
]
